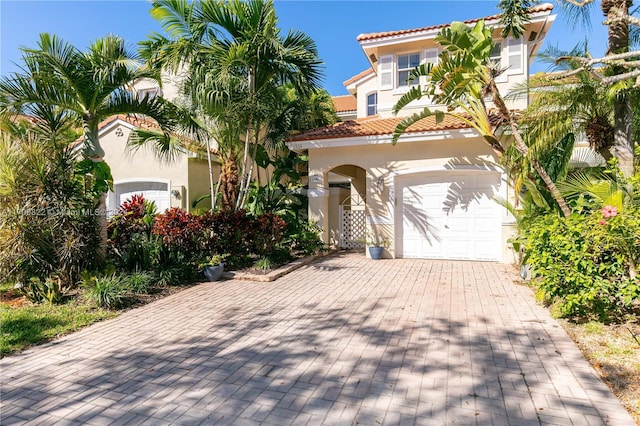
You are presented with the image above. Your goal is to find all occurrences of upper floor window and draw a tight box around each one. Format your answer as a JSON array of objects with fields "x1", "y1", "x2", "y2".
[
  {"x1": 367, "y1": 92, "x2": 377, "y2": 116},
  {"x1": 137, "y1": 87, "x2": 161, "y2": 100},
  {"x1": 397, "y1": 53, "x2": 420, "y2": 87},
  {"x1": 489, "y1": 43, "x2": 502, "y2": 70}
]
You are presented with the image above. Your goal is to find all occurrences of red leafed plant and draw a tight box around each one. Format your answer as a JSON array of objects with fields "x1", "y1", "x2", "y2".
[{"x1": 152, "y1": 208, "x2": 202, "y2": 258}]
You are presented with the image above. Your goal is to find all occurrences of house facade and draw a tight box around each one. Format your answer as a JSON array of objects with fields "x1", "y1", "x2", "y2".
[
  {"x1": 287, "y1": 4, "x2": 556, "y2": 262},
  {"x1": 95, "y1": 74, "x2": 217, "y2": 215},
  {"x1": 98, "y1": 114, "x2": 216, "y2": 215}
]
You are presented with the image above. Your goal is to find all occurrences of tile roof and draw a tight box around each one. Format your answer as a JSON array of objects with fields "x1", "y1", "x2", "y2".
[
  {"x1": 357, "y1": 3, "x2": 553, "y2": 42},
  {"x1": 343, "y1": 68, "x2": 375, "y2": 86},
  {"x1": 288, "y1": 112, "x2": 504, "y2": 142},
  {"x1": 332, "y1": 95, "x2": 357, "y2": 113},
  {"x1": 76, "y1": 114, "x2": 217, "y2": 155},
  {"x1": 99, "y1": 114, "x2": 161, "y2": 131}
]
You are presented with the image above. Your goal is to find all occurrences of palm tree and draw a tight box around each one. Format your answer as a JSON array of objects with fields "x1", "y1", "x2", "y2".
[
  {"x1": 510, "y1": 44, "x2": 615, "y2": 161},
  {"x1": 0, "y1": 33, "x2": 176, "y2": 253},
  {"x1": 499, "y1": 0, "x2": 636, "y2": 177},
  {"x1": 142, "y1": 0, "x2": 323, "y2": 210},
  {"x1": 392, "y1": 20, "x2": 571, "y2": 217}
]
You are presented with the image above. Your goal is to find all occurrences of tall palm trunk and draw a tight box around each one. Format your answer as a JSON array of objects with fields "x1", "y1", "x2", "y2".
[
  {"x1": 237, "y1": 67, "x2": 255, "y2": 210},
  {"x1": 488, "y1": 80, "x2": 572, "y2": 217},
  {"x1": 204, "y1": 137, "x2": 216, "y2": 211},
  {"x1": 219, "y1": 156, "x2": 239, "y2": 211},
  {"x1": 602, "y1": 0, "x2": 635, "y2": 177}
]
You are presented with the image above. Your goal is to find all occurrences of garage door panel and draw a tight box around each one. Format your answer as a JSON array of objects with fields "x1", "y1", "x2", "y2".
[{"x1": 398, "y1": 171, "x2": 501, "y2": 261}]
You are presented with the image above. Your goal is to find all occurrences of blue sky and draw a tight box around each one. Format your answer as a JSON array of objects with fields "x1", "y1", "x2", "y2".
[{"x1": 1, "y1": 1, "x2": 607, "y2": 95}]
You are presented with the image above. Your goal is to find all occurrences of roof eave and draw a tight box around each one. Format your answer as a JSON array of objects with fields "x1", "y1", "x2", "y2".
[
  {"x1": 286, "y1": 127, "x2": 481, "y2": 151},
  {"x1": 358, "y1": 7, "x2": 554, "y2": 49}
]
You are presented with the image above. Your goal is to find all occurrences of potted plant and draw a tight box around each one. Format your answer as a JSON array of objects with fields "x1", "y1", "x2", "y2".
[
  {"x1": 366, "y1": 231, "x2": 390, "y2": 260},
  {"x1": 199, "y1": 254, "x2": 226, "y2": 281}
]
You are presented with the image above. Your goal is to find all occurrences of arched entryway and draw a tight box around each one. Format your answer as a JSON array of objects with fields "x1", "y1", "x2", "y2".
[{"x1": 308, "y1": 164, "x2": 367, "y2": 248}]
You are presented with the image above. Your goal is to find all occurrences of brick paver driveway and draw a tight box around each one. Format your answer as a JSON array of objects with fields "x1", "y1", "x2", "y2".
[{"x1": 1, "y1": 253, "x2": 634, "y2": 425}]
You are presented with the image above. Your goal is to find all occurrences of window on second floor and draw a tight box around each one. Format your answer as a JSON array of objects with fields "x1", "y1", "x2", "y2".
[
  {"x1": 489, "y1": 43, "x2": 502, "y2": 71},
  {"x1": 397, "y1": 52, "x2": 420, "y2": 87},
  {"x1": 367, "y1": 92, "x2": 377, "y2": 116},
  {"x1": 137, "y1": 87, "x2": 161, "y2": 100}
]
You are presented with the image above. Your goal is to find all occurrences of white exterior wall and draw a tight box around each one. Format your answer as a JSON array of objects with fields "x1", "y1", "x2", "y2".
[{"x1": 354, "y1": 29, "x2": 532, "y2": 119}]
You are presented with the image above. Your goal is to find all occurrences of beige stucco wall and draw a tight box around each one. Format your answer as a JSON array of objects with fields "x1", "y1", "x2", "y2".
[
  {"x1": 307, "y1": 135, "x2": 514, "y2": 261},
  {"x1": 100, "y1": 123, "x2": 208, "y2": 212},
  {"x1": 188, "y1": 157, "x2": 219, "y2": 212}
]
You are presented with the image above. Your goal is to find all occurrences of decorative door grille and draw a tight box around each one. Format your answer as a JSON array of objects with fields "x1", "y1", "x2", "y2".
[{"x1": 339, "y1": 195, "x2": 366, "y2": 249}]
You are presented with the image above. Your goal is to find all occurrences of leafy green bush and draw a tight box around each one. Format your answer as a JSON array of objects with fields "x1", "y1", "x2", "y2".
[
  {"x1": 525, "y1": 209, "x2": 639, "y2": 321},
  {"x1": 0, "y1": 131, "x2": 102, "y2": 287},
  {"x1": 16, "y1": 277, "x2": 63, "y2": 304},
  {"x1": 126, "y1": 271, "x2": 154, "y2": 294},
  {"x1": 83, "y1": 274, "x2": 128, "y2": 309},
  {"x1": 284, "y1": 220, "x2": 325, "y2": 255}
]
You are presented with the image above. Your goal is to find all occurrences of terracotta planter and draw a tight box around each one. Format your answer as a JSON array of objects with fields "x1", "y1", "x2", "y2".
[
  {"x1": 203, "y1": 264, "x2": 224, "y2": 281},
  {"x1": 369, "y1": 246, "x2": 384, "y2": 260}
]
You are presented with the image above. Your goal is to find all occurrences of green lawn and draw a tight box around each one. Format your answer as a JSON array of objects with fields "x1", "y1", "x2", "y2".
[{"x1": 0, "y1": 301, "x2": 117, "y2": 356}]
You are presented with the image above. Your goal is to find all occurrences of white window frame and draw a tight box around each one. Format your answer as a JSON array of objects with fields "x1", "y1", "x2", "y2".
[
  {"x1": 490, "y1": 42, "x2": 508, "y2": 83},
  {"x1": 137, "y1": 87, "x2": 162, "y2": 100},
  {"x1": 506, "y1": 37, "x2": 524, "y2": 75},
  {"x1": 397, "y1": 52, "x2": 421, "y2": 88},
  {"x1": 366, "y1": 92, "x2": 378, "y2": 116}
]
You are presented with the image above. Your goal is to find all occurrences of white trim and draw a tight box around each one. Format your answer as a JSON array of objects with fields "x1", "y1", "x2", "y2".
[
  {"x1": 308, "y1": 189, "x2": 329, "y2": 198},
  {"x1": 390, "y1": 164, "x2": 502, "y2": 178},
  {"x1": 345, "y1": 72, "x2": 376, "y2": 92},
  {"x1": 98, "y1": 119, "x2": 137, "y2": 137},
  {"x1": 358, "y1": 11, "x2": 553, "y2": 48},
  {"x1": 287, "y1": 128, "x2": 480, "y2": 151},
  {"x1": 114, "y1": 177, "x2": 171, "y2": 186}
]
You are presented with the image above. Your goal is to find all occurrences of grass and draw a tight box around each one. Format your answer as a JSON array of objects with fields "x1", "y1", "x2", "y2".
[
  {"x1": 560, "y1": 319, "x2": 640, "y2": 424},
  {"x1": 0, "y1": 301, "x2": 117, "y2": 356}
]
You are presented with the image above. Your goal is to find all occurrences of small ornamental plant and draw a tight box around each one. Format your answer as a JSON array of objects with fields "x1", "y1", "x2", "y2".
[{"x1": 365, "y1": 231, "x2": 390, "y2": 248}]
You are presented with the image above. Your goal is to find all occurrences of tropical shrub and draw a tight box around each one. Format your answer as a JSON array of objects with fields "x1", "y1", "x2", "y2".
[
  {"x1": 126, "y1": 271, "x2": 154, "y2": 294},
  {"x1": 284, "y1": 220, "x2": 325, "y2": 255},
  {"x1": 524, "y1": 209, "x2": 639, "y2": 321},
  {"x1": 152, "y1": 208, "x2": 202, "y2": 266},
  {"x1": 16, "y1": 277, "x2": 63, "y2": 304},
  {"x1": 0, "y1": 131, "x2": 102, "y2": 288},
  {"x1": 83, "y1": 274, "x2": 128, "y2": 309},
  {"x1": 198, "y1": 209, "x2": 254, "y2": 257},
  {"x1": 252, "y1": 213, "x2": 287, "y2": 256},
  {"x1": 107, "y1": 195, "x2": 158, "y2": 271}
]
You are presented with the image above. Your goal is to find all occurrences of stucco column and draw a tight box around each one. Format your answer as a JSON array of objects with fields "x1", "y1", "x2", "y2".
[{"x1": 308, "y1": 170, "x2": 330, "y2": 244}]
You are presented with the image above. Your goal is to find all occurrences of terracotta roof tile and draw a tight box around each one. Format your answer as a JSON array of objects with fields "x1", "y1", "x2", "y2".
[
  {"x1": 99, "y1": 114, "x2": 161, "y2": 131},
  {"x1": 332, "y1": 95, "x2": 357, "y2": 113},
  {"x1": 357, "y1": 3, "x2": 553, "y2": 42},
  {"x1": 343, "y1": 68, "x2": 375, "y2": 86},
  {"x1": 288, "y1": 113, "x2": 504, "y2": 142}
]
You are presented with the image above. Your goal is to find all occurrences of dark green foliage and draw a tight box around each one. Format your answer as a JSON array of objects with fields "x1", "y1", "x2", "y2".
[
  {"x1": 17, "y1": 277, "x2": 63, "y2": 305},
  {"x1": 284, "y1": 220, "x2": 325, "y2": 256},
  {"x1": 0, "y1": 131, "x2": 102, "y2": 288},
  {"x1": 126, "y1": 271, "x2": 154, "y2": 294},
  {"x1": 525, "y1": 210, "x2": 640, "y2": 321},
  {"x1": 83, "y1": 274, "x2": 129, "y2": 309}
]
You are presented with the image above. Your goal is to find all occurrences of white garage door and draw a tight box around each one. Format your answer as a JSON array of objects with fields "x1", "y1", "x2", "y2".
[
  {"x1": 397, "y1": 171, "x2": 501, "y2": 261},
  {"x1": 116, "y1": 181, "x2": 170, "y2": 213}
]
